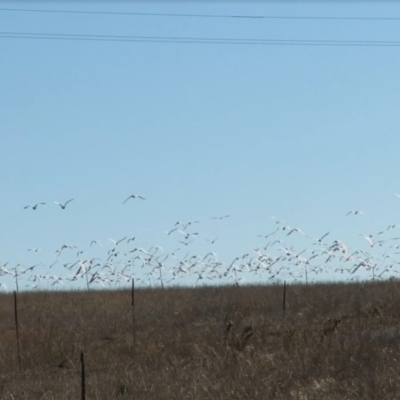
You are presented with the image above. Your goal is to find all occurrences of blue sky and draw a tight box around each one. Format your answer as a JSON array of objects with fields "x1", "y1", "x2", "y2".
[{"x1": 2, "y1": 2, "x2": 400, "y2": 290}]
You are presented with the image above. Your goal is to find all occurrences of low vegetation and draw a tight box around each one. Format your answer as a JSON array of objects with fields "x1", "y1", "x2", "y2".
[{"x1": 1, "y1": 280, "x2": 400, "y2": 399}]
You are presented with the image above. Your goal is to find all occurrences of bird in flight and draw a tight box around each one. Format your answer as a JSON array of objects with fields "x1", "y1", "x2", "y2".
[
  {"x1": 316, "y1": 232, "x2": 330, "y2": 243},
  {"x1": 212, "y1": 214, "x2": 230, "y2": 220},
  {"x1": 257, "y1": 228, "x2": 279, "y2": 239},
  {"x1": 287, "y1": 227, "x2": 305, "y2": 236},
  {"x1": 346, "y1": 210, "x2": 364, "y2": 216},
  {"x1": 54, "y1": 199, "x2": 74, "y2": 209},
  {"x1": 28, "y1": 248, "x2": 42, "y2": 252},
  {"x1": 360, "y1": 234, "x2": 374, "y2": 247},
  {"x1": 108, "y1": 237, "x2": 127, "y2": 246},
  {"x1": 123, "y1": 194, "x2": 146, "y2": 204},
  {"x1": 24, "y1": 203, "x2": 45, "y2": 210},
  {"x1": 179, "y1": 239, "x2": 194, "y2": 246}
]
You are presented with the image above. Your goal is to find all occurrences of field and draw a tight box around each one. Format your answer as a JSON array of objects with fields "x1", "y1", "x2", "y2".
[{"x1": 1, "y1": 280, "x2": 400, "y2": 399}]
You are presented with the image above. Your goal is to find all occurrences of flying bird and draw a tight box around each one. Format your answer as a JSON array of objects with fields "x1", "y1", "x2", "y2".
[
  {"x1": 179, "y1": 239, "x2": 194, "y2": 246},
  {"x1": 24, "y1": 203, "x2": 45, "y2": 210},
  {"x1": 287, "y1": 228, "x2": 305, "y2": 236},
  {"x1": 257, "y1": 228, "x2": 279, "y2": 240},
  {"x1": 55, "y1": 244, "x2": 77, "y2": 256},
  {"x1": 318, "y1": 232, "x2": 330, "y2": 243},
  {"x1": 212, "y1": 214, "x2": 230, "y2": 220},
  {"x1": 54, "y1": 199, "x2": 74, "y2": 209},
  {"x1": 346, "y1": 210, "x2": 364, "y2": 216},
  {"x1": 123, "y1": 194, "x2": 146, "y2": 204},
  {"x1": 28, "y1": 248, "x2": 42, "y2": 252},
  {"x1": 360, "y1": 234, "x2": 374, "y2": 247},
  {"x1": 108, "y1": 237, "x2": 127, "y2": 246}
]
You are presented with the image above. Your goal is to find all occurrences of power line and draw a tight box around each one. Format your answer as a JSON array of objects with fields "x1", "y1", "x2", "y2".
[
  {"x1": 1, "y1": 31, "x2": 400, "y2": 47},
  {"x1": 1, "y1": 7, "x2": 400, "y2": 21}
]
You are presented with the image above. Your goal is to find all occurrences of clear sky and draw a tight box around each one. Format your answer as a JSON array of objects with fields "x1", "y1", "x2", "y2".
[{"x1": 2, "y1": 1, "x2": 400, "y2": 291}]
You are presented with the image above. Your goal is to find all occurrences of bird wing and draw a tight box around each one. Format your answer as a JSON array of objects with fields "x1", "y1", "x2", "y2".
[
  {"x1": 363, "y1": 236, "x2": 373, "y2": 246},
  {"x1": 122, "y1": 196, "x2": 132, "y2": 204},
  {"x1": 320, "y1": 232, "x2": 330, "y2": 241},
  {"x1": 116, "y1": 237, "x2": 127, "y2": 245}
]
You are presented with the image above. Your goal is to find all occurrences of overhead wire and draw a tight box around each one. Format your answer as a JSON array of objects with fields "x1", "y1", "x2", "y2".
[
  {"x1": 0, "y1": 7, "x2": 400, "y2": 21},
  {"x1": 0, "y1": 32, "x2": 400, "y2": 47}
]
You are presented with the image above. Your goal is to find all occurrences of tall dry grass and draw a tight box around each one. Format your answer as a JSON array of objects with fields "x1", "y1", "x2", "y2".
[{"x1": 1, "y1": 280, "x2": 400, "y2": 399}]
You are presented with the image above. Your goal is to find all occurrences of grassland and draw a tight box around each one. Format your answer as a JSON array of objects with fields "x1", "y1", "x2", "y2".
[{"x1": 1, "y1": 280, "x2": 400, "y2": 399}]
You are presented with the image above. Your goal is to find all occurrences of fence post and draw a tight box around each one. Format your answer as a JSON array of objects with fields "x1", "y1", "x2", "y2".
[
  {"x1": 13, "y1": 291, "x2": 22, "y2": 372},
  {"x1": 80, "y1": 351, "x2": 86, "y2": 400},
  {"x1": 282, "y1": 281, "x2": 287, "y2": 320},
  {"x1": 131, "y1": 279, "x2": 136, "y2": 346}
]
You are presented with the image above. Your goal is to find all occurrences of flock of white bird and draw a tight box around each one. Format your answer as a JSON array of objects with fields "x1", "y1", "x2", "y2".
[{"x1": 1, "y1": 194, "x2": 400, "y2": 292}]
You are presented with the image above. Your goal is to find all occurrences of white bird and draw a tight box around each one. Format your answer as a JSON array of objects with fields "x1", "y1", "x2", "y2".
[
  {"x1": 212, "y1": 214, "x2": 230, "y2": 220},
  {"x1": 179, "y1": 239, "x2": 194, "y2": 246},
  {"x1": 317, "y1": 232, "x2": 330, "y2": 243},
  {"x1": 129, "y1": 247, "x2": 150, "y2": 255},
  {"x1": 271, "y1": 216, "x2": 285, "y2": 224},
  {"x1": 21, "y1": 264, "x2": 41, "y2": 274},
  {"x1": 54, "y1": 199, "x2": 74, "y2": 209},
  {"x1": 257, "y1": 228, "x2": 279, "y2": 239},
  {"x1": 123, "y1": 194, "x2": 146, "y2": 204},
  {"x1": 178, "y1": 230, "x2": 199, "y2": 239},
  {"x1": 0, "y1": 266, "x2": 13, "y2": 276},
  {"x1": 108, "y1": 237, "x2": 127, "y2": 246},
  {"x1": 28, "y1": 248, "x2": 42, "y2": 252},
  {"x1": 360, "y1": 235, "x2": 374, "y2": 247},
  {"x1": 24, "y1": 202, "x2": 46, "y2": 210},
  {"x1": 25, "y1": 284, "x2": 38, "y2": 289},
  {"x1": 182, "y1": 221, "x2": 200, "y2": 230},
  {"x1": 287, "y1": 228, "x2": 305, "y2": 236},
  {"x1": 55, "y1": 244, "x2": 77, "y2": 256},
  {"x1": 346, "y1": 210, "x2": 364, "y2": 216}
]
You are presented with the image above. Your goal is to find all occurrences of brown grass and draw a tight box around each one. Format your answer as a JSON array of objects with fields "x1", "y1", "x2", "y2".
[{"x1": 2, "y1": 280, "x2": 400, "y2": 399}]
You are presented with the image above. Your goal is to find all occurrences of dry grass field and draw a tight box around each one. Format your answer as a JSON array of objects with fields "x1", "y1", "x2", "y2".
[{"x1": 1, "y1": 280, "x2": 400, "y2": 399}]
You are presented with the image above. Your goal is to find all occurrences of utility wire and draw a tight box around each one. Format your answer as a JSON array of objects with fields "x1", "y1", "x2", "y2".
[
  {"x1": 0, "y1": 7, "x2": 400, "y2": 21},
  {"x1": 1, "y1": 31, "x2": 400, "y2": 47}
]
